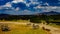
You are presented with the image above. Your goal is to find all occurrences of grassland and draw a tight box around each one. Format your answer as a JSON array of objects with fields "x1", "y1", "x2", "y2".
[
  {"x1": 49, "y1": 23, "x2": 60, "y2": 28},
  {"x1": 0, "y1": 23, "x2": 49, "y2": 34},
  {"x1": 0, "y1": 20, "x2": 60, "y2": 34}
]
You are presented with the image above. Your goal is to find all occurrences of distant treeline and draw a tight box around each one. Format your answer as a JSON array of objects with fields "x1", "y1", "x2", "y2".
[{"x1": 0, "y1": 14, "x2": 60, "y2": 24}]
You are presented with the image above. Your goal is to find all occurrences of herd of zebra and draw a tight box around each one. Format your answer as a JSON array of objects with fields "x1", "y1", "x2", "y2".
[{"x1": 0, "y1": 23, "x2": 50, "y2": 32}]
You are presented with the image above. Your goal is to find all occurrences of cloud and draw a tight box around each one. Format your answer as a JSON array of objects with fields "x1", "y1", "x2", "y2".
[
  {"x1": 3, "y1": 2, "x2": 12, "y2": 7},
  {"x1": 12, "y1": 0, "x2": 26, "y2": 3},
  {"x1": 43, "y1": 2, "x2": 49, "y2": 6},
  {"x1": 0, "y1": 0, "x2": 13, "y2": 5},
  {"x1": 43, "y1": 7, "x2": 60, "y2": 12},
  {"x1": 12, "y1": 0, "x2": 39, "y2": 7},
  {"x1": 15, "y1": 7, "x2": 20, "y2": 11},
  {"x1": 0, "y1": 0, "x2": 60, "y2": 15},
  {"x1": 34, "y1": 5, "x2": 60, "y2": 12},
  {"x1": 12, "y1": 2, "x2": 27, "y2": 10},
  {"x1": 0, "y1": 6, "x2": 3, "y2": 9},
  {"x1": 0, "y1": 2, "x2": 14, "y2": 10}
]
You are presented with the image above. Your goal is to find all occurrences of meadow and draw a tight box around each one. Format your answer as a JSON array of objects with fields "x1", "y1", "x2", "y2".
[{"x1": 0, "y1": 23, "x2": 49, "y2": 34}]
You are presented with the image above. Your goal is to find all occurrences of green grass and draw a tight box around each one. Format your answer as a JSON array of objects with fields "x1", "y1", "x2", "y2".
[
  {"x1": 0, "y1": 20, "x2": 30, "y2": 23},
  {"x1": 0, "y1": 23, "x2": 49, "y2": 34}
]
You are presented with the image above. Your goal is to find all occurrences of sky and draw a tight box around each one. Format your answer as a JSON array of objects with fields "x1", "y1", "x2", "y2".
[{"x1": 0, "y1": 0, "x2": 60, "y2": 15}]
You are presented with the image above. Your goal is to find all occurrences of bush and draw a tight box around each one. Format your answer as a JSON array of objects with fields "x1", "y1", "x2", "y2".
[{"x1": 30, "y1": 17, "x2": 41, "y2": 23}]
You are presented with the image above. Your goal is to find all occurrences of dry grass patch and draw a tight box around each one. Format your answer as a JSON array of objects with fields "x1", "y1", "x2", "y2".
[{"x1": 0, "y1": 23, "x2": 49, "y2": 34}]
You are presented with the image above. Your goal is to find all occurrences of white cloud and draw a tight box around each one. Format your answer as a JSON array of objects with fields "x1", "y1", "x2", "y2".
[
  {"x1": 34, "y1": 5, "x2": 41, "y2": 9},
  {"x1": 12, "y1": 0, "x2": 39, "y2": 7},
  {"x1": 0, "y1": 2, "x2": 15, "y2": 10},
  {"x1": 26, "y1": 1, "x2": 39, "y2": 7},
  {"x1": 24, "y1": 10, "x2": 31, "y2": 12},
  {"x1": 31, "y1": 2, "x2": 39, "y2": 4},
  {"x1": 29, "y1": 0, "x2": 39, "y2": 5},
  {"x1": 12, "y1": 1, "x2": 18, "y2": 3},
  {"x1": 26, "y1": 3, "x2": 30, "y2": 7},
  {"x1": 43, "y1": 7, "x2": 60, "y2": 12},
  {"x1": 34, "y1": 5, "x2": 45, "y2": 9},
  {"x1": 34, "y1": 5, "x2": 60, "y2": 12},
  {"x1": 44, "y1": 2, "x2": 49, "y2": 6},
  {"x1": 12, "y1": 0, "x2": 26, "y2": 3},
  {"x1": 15, "y1": 7, "x2": 20, "y2": 11},
  {"x1": 3, "y1": 2, "x2": 12, "y2": 7},
  {"x1": 0, "y1": 6, "x2": 3, "y2": 9},
  {"x1": 0, "y1": 2, "x2": 12, "y2": 10}
]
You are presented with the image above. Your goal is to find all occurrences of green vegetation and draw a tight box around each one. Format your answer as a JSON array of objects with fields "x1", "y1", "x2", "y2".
[
  {"x1": 0, "y1": 14, "x2": 60, "y2": 25},
  {"x1": 0, "y1": 14, "x2": 60, "y2": 34}
]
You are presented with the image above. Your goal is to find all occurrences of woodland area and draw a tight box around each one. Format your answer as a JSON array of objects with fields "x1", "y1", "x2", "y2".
[{"x1": 0, "y1": 14, "x2": 60, "y2": 25}]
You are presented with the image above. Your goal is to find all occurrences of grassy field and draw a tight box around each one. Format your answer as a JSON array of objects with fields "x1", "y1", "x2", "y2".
[
  {"x1": 0, "y1": 23, "x2": 49, "y2": 34},
  {"x1": 49, "y1": 23, "x2": 60, "y2": 28},
  {"x1": 0, "y1": 20, "x2": 60, "y2": 34},
  {"x1": 0, "y1": 20, "x2": 30, "y2": 23}
]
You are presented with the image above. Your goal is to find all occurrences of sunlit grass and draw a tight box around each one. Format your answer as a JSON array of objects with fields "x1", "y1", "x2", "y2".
[
  {"x1": 49, "y1": 23, "x2": 60, "y2": 28},
  {"x1": 0, "y1": 23, "x2": 48, "y2": 34},
  {"x1": 0, "y1": 20, "x2": 30, "y2": 23}
]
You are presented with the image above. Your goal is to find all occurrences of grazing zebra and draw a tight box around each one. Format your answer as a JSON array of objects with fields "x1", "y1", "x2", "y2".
[
  {"x1": 1, "y1": 24, "x2": 10, "y2": 32},
  {"x1": 42, "y1": 27, "x2": 50, "y2": 32},
  {"x1": 32, "y1": 24, "x2": 39, "y2": 29}
]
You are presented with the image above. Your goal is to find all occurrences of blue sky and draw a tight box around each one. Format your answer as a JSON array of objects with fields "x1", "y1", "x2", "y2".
[{"x1": 0, "y1": 0, "x2": 60, "y2": 15}]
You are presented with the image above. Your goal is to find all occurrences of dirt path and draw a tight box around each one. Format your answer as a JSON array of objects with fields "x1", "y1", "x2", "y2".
[
  {"x1": 44, "y1": 25, "x2": 60, "y2": 34},
  {"x1": 39, "y1": 23, "x2": 60, "y2": 34},
  {"x1": 0, "y1": 22, "x2": 60, "y2": 34}
]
